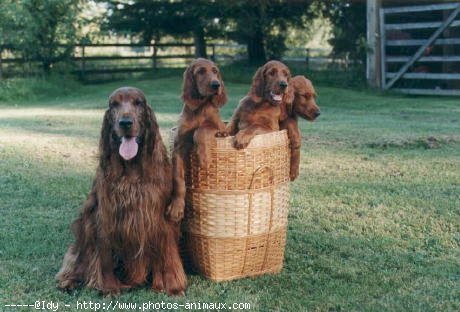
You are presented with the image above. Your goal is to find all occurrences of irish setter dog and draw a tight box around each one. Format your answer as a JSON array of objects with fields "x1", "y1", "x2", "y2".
[
  {"x1": 167, "y1": 58, "x2": 227, "y2": 222},
  {"x1": 279, "y1": 75, "x2": 320, "y2": 181},
  {"x1": 56, "y1": 87, "x2": 186, "y2": 296},
  {"x1": 226, "y1": 60, "x2": 294, "y2": 148}
]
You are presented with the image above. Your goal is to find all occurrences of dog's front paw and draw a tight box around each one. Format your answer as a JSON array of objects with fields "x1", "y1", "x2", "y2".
[
  {"x1": 98, "y1": 278, "x2": 130, "y2": 297},
  {"x1": 152, "y1": 272, "x2": 165, "y2": 293},
  {"x1": 100, "y1": 287, "x2": 121, "y2": 297},
  {"x1": 163, "y1": 271, "x2": 186, "y2": 297},
  {"x1": 233, "y1": 132, "x2": 252, "y2": 149},
  {"x1": 166, "y1": 198, "x2": 185, "y2": 222},
  {"x1": 198, "y1": 153, "x2": 209, "y2": 169},
  {"x1": 57, "y1": 277, "x2": 80, "y2": 292},
  {"x1": 290, "y1": 166, "x2": 299, "y2": 181},
  {"x1": 153, "y1": 274, "x2": 185, "y2": 296},
  {"x1": 215, "y1": 131, "x2": 228, "y2": 138}
]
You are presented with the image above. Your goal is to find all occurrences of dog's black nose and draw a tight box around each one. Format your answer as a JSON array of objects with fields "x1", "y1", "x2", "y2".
[
  {"x1": 314, "y1": 110, "x2": 321, "y2": 118},
  {"x1": 279, "y1": 81, "x2": 288, "y2": 89},
  {"x1": 210, "y1": 80, "x2": 221, "y2": 90},
  {"x1": 119, "y1": 117, "x2": 133, "y2": 129}
]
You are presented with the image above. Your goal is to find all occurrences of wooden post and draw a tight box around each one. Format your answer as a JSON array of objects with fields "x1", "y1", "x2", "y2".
[
  {"x1": 305, "y1": 48, "x2": 310, "y2": 69},
  {"x1": 152, "y1": 44, "x2": 158, "y2": 69},
  {"x1": 379, "y1": 8, "x2": 386, "y2": 89},
  {"x1": 211, "y1": 44, "x2": 216, "y2": 62},
  {"x1": 442, "y1": 8, "x2": 460, "y2": 89},
  {"x1": 23, "y1": 53, "x2": 27, "y2": 77},
  {"x1": 80, "y1": 45, "x2": 86, "y2": 81},
  {"x1": 367, "y1": 0, "x2": 382, "y2": 88}
]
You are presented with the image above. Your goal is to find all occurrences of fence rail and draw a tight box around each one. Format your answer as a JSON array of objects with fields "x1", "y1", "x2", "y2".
[
  {"x1": 0, "y1": 43, "x2": 333, "y2": 80},
  {"x1": 380, "y1": 2, "x2": 460, "y2": 95},
  {"x1": 0, "y1": 43, "x2": 221, "y2": 80}
]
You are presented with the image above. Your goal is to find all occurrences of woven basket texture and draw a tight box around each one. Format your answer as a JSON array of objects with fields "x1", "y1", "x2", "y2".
[{"x1": 171, "y1": 128, "x2": 291, "y2": 281}]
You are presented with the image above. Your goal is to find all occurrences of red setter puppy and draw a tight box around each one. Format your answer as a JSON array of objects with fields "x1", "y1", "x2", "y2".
[
  {"x1": 226, "y1": 60, "x2": 293, "y2": 148},
  {"x1": 167, "y1": 58, "x2": 227, "y2": 222},
  {"x1": 280, "y1": 75, "x2": 320, "y2": 181},
  {"x1": 56, "y1": 87, "x2": 186, "y2": 296}
]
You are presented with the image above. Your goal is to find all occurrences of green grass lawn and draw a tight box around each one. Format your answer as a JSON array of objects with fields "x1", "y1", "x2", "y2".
[{"x1": 0, "y1": 73, "x2": 459, "y2": 312}]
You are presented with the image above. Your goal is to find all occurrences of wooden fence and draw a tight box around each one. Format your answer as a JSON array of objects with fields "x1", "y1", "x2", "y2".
[
  {"x1": 0, "y1": 43, "x2": 327, "y2": 81},
  {"x1": 379, "y1": 2, "x2": 460, "y2": 95},
  {"x1": 0, "y1": 43, "x2": 247, "y2": 80}
]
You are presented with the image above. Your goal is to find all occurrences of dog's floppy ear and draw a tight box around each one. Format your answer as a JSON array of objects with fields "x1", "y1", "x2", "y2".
[
  {"x1": 284, "y1": 76, "x2": 295, "y2": 106},
  {"x1": 99, "y1": 109, "x2": 113, "y2": 169},
  {"x1": 181, "y1": 63, "x2": 201, "y2": 111},
  {"x1": 143, "y1": 102, "x2": 158, "y2": 156},
  {"x1": 249, "y1": 65, "x2": 265, "y2": 103},
  {"x1": 213, "y1": 73, "x2": 228, "y2": 108},
  {"x1": 142, "y1": 102, "x2": 170, "y2": 169}
]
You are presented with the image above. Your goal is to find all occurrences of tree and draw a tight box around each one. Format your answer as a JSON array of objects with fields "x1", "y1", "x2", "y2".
[
  {"x1": 104, "y1": 0, "x2": 224, "y2": 58},
  {"x1": 223, "y1": 0, "x2": 313, "y2": 64},
  {"x1": 0, "y1": 1, "x2": 22, "y2": 47},
  {"x1": 1, "y1": 0, "x2": 81, "y2": 74},
  {"x1": 314, "y1": 0, "x2": 366, "y2": 69},
  {"x1": 25, "y1": 0, "x2": 81, "y2": 74}
]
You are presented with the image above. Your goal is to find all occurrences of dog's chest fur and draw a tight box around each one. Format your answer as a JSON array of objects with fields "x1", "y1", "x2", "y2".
[{"x1": 95, "y1": 174, "x2": 160, "y2": 254}]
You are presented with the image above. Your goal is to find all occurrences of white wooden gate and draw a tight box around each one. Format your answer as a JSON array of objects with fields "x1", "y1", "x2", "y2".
[{"x1": 380, "y1": 2, "x2": 460, "y2": 95}]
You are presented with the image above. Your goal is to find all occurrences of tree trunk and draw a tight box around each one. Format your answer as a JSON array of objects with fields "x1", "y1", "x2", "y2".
[
  {"x1": 193, "y1": 27, "x2": 207, "y2": 58},
  {"x1": 42, "y1": 60, "x2": 52, "y2": 76},
  {"x1": 152, "y1": 33, "x2": 160, "y2": 70},
  {"x1": 247, "y1": 29, "x2": 266, "y2": 65}
]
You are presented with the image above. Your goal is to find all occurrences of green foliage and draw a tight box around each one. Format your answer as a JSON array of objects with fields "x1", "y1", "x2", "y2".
[
  {"x1": 315, "y1": 1, "x2": 367, "y2": 70},
  {"x1": 0, "y1": 1, "x2": 17, "y2": 45},
  {"x1": 103, "y1": 0, "x2": 315, "y2": 63},
  {"x1": 104, "y1": 0, "x2": 225, "y2": 57},
  {"x1": 0, "y1": 75, "x2": 459, "y2": 311},
  {"x1": 223, "y1": 1, "x2": 313, "y2": 63},
  {"x1": 1, "y1": 0, "x2": 82, "y2": 74}
]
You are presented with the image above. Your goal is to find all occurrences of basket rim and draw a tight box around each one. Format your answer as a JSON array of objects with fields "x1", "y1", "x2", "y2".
[{"x1": 170, "y1": 128, "x2": 288, "y2": 149}]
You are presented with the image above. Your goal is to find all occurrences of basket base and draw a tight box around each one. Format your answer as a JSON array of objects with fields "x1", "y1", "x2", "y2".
[
  {"x1": 183, "y1": 228, "x2": 287, "y2": 282},
  {"x1": 202, "y1": 266, "x2": 283, "y2": 282}
]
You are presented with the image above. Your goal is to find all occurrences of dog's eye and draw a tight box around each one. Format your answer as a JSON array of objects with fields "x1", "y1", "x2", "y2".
[
  {"x1": 269, "y1": 69, "x2": 276, "y2": 76},
  {"x1": 135, "y1": 98, "x2": 144, "y2": 106},
  {"x1": 212, "y1": 68, "x2": 218, "y2": 74},
  {"x1": 197, "y1": 68, "x2": 206, "y2": 75},
  {"x1": 109, "y1": 100, "x2": 119, "y2": 108}
]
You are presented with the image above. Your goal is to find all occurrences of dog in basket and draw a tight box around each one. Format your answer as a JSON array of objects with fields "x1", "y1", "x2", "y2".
[
  {"x1": 56, "y1": 87, "x2": 186, "y2": 296},
  {"x1": 167, "y1": 58, "x2": 228, "y2": 223},
  {"x1": 280, "y1": 75, "x2": 321, "y2": 181},
  {"x1": 226, "y1": 60, "x2": 294, "y2": 149}
]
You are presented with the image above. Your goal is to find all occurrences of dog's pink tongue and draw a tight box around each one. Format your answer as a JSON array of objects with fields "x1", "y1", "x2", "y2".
[
  {"x1": 119, "y1": 137, "x2": 138, "y2": 160},
  {"x1": 271, "y1": 91, "x2": 283, "y2": 102}
]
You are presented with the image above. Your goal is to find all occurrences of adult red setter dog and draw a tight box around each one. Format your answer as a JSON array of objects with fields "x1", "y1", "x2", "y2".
[
  {"x1": 226, "y1": 60, "x2": 294, "y2": 148},
  {"x1": 167, "y1": 58, "x2": 227, "y2": 222},
  {"x1": 56, "y1": 87, "x2": 186, "y2": 296},
  {"x1": 279, "y1": 75, "x2": 320, "y2": 181}
]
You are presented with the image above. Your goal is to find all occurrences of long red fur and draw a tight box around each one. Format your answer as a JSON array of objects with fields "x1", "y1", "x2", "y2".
[{"x1": 56, "y1": 87, "x2": 186, "y2": 296}]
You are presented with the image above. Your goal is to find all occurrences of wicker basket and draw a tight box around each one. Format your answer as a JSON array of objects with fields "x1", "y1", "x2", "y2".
[{"x1": 171, "y1": 129, "x2": 290, "y2": 281}]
